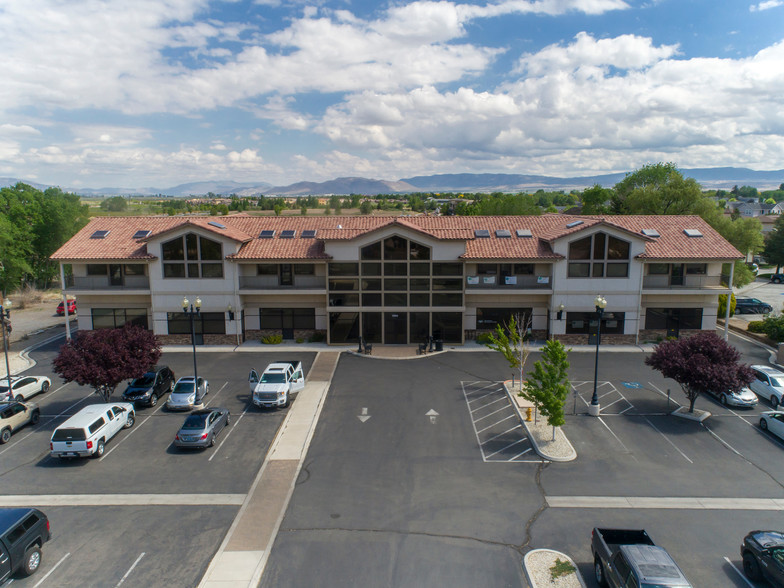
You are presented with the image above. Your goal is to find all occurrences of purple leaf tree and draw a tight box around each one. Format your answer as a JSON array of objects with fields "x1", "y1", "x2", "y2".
[
  {"x1": 645, "y1": 331, "x2": 754, "y2": 413},
  {"x1": 53, "y1": 325, "x2": 162, "y2": 402}
]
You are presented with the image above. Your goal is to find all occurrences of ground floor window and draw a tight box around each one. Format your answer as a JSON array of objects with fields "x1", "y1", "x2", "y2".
[
  {"x1": 91, "y1": 308, "x2": 149, "y2": 330},
  {"x1": 347, "y1": 311, "x2": 463, "y2": 344},
  {"x1": 260, "y1": 308, "x2": 316, "y2": 330},
  {"x1": 645, "y1": 308, "x2": 702, "y2": 330},
  {"x1": 167, "y1": 312, "x2": 225, "y2": 335},
  {"x1": 330, "y1": 312, "x2": 359, "y2": 344},
  {"x1": 566, "y1": 312, "x2": 625, "y2": 335},
  {"x1": 476, "y1": 307, "x2": 532, "y2": 330}
]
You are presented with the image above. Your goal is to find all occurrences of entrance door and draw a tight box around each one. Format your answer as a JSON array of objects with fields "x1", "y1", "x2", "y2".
[
  {"x1": 281, "y1": 309, "x2": 294, "y2": 340},
  {"x1": 109, "y1": 264, "x2": 123, "y2": 286},
  {"x1": 670, "y1": 264, "x2": 684, "y2": 286},
  {"x1": 280, "y1": 264, "x2": 293, "y2": 286},
  {"x1": 384, "y1": 312, "x2": 407, "y2": 344}
]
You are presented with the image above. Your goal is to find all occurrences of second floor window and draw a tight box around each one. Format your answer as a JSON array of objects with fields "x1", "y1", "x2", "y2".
[
  {"x1": 568, "y1": 233, "x2": 630, "y2": 278},
  {"x1": 162, "y1": 233, "x2": 223, "y2": 278}
]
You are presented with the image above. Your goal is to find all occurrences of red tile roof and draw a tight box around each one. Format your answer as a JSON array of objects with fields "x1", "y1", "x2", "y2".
[{"x1": 50, "y1": 213, "x2": 742, "y2": 262}]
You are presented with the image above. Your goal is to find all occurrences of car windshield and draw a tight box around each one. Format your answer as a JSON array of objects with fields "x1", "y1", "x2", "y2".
[
  {"x1": 173, "y1": 382, "x2": 195, "y2": 394},
  {"x1": 770, "y1": 377, "x2": 784, "y2": 387},
  {"x1": 260, "y1": 373, "x2": 286, "y2": 383},
  {"x1": 131, "y1": 373, "x2": 155, "y2": 387},
  {"x1": 181, "y1": 416, "x2": 207, "y2": 429},
  {"x1": 0, "y1": 385, "x2": 9, "y2": 393}
]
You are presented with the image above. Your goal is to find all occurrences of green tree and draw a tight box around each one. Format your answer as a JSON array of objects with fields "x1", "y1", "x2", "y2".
[
  {"x1": 762, "y1": 215, "x2": 784, "y2": 271},
  {"x1": 521, "y1": 339, "x2": 571, "y2": 440},
  {"x1": 718, "y1": 292, "x2": 737, "y2": 317},
  {"x1": 100, "y1": 196, "x2": 128, "y2": 212},
  {"x1": 612, "y1": 163, "x2": 710, "y2": 216},
  {"x1": 580, "y1": 184, "x2": 612, "y2": 214},
  {"x1": 359, "y1": 200, "x2": 374, "y2": 215},
  {"x1": 300, "y1": 205, "x2": 307, "y2": 216},
  {"x1": 484, "y1": 313, "x2": 533, "y2": 388}
]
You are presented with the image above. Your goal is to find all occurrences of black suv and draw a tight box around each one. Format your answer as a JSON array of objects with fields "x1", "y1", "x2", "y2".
[
  {"x1": 121, "y1": 365, "x2": 175, "y2": 407},
  {"x1": 0, "y1": 508, "x2": 51, "y2": 581},
  {"x1": 742, "y1": 530, "x2": 784, "y2": 586},
  {"x1": 735, "y1": 298, "x2": 773, "y2": 314}
]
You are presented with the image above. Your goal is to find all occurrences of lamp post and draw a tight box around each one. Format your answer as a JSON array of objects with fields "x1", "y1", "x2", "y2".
[
  {"x1": 589, "y1": 294, "x2": 607, "y2": 417},
  {"x1": 182, "y1": 297, "x2": 201, "y2": 388},
  {"x1": 556, "y1": 302, "x2": 565, "y2": 321},
  {"x1": 1, "y1": 299, "x2": 11, "y2": 393}
]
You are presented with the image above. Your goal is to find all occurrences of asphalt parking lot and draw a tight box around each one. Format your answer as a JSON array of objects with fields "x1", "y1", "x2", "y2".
[{"x1": 0, "y1": 343, "x2": 315, "y2": 587}]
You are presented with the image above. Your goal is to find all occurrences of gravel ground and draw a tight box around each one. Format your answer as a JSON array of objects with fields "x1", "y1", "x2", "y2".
[
  {"x1": 524, "y1": 550, "x2": 585, "y2": 588},
  {"x1": 3, "y1": 291, "x2": 69, "y2": 343}
]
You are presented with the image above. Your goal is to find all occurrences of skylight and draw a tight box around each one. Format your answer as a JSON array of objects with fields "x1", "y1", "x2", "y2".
[
  {"x1": 132, "y1": 230, "x2": 151, "y2": 239},
  {"x1": 516, "y1": 229, "x2": 533, "y2": 238},
  {"x1": 683, "y1": 229, "x2": 703, "y2": 238},
  {"x1": 208, "y1": 221, "x2": 226, "y2": 229},
  {"x1": 90, "y1": 230, "x2": 110, "y2": 239},
  {"x1": 474, "y1": 229, "x2": 490, "y2": 238},
  {"x1": 301, "y1": 229, "x2": 317, "y2": 238},
  {"x1": 259, "y1": 230, "x2": 275, "y2": 239},
  {"x1": 641, "y1": 229, "x2": 660, "y2": 238},
  {"x1": 495, "y1": 229, "x2": 511, "y2": 238},
  {"x1": 565, "y1": 220, "x2": 583, "y2": 228},
  {"x1": 280, "y1": 230, "x2": 296, "y2": 238}
]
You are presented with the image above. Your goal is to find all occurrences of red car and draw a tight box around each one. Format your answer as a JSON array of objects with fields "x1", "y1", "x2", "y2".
[{"x1": 56, "y1": 299, "x2": 76, "y2": 316}]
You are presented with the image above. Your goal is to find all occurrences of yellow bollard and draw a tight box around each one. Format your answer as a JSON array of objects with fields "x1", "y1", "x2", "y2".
[{"x1": 526, "y1": 407, "x2": 532, "y2": 422}]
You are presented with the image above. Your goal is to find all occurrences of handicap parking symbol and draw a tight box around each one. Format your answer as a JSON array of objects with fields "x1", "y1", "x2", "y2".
[{"x1": 622, "y1": 381, "x2": 642, "y2": 389}]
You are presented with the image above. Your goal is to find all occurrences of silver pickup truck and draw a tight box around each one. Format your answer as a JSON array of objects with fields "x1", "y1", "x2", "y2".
[{"x1": 248, "y1": 361, "x2": 305, "y2": 408}]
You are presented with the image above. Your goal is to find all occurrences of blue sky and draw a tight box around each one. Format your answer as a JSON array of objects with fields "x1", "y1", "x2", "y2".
[{"x1": 1, "y1": 0, "x2": 783, "y2": 189}]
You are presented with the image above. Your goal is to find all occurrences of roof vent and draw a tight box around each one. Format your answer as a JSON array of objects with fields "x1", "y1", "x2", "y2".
[
  {"x1": 90, "y1": 230, "x2": 110, "y2": 239},
  {"x1": 208, "y1": 221, "x2": 226, "y2": 229},
  {"x1": 280, "y1": 230, "x2": 296, "y2": 239},
  {"x1": 132, "y1": 230, "x2": 151, "y2": 239},
  {"x1": 516, "y1": 229, "x2": 533, "y2": 238},
  {"x1": 259, "y1": 230, "x2": 275, "y2": 239},
  {"x1": 495, "y1": 229, "x2": 511, "y2": 238},
  {"x1": 301, "y1": 229, "x2": 317, "y2": 239},
  {"x1": 565, "y1": 220, "x2": 583, "y2": 229},
  {"x1": 641, "y1": 229, "x2": 660, "y2": 238},
  {"x1": 684, "y1": 229, "x2": 703, "y2": 238},
  {"x1": 474, "y1": 229, "x2": 490, "y2": 238}
]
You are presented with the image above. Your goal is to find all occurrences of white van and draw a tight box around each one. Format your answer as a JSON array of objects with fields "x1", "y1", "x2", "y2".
[{"x1": 50, "y1": 403, "x2": 135, "y2": 459}]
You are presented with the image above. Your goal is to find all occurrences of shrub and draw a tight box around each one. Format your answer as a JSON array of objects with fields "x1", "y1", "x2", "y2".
[
  {"x1": 760, "y1": 315, "x2": 784, "y2": 342},
  {"x1": 718, "y1": 292, "x2": 736, "y2": 317},
  {"x1": 747, "y1": 321, "x2": 766, "y2": 334},
  {"x1": 308, "y1": 331, "x2": 326, "y2": 342},
  {"x1": 476, "y1": 332, "x2": 493, "y2": 344},
  {"x1": 261, "y1": 334, "x2": 283, "y2": 345},
  {"x1": 295, "y1": 337, "x2": 304, "y2": 344}
]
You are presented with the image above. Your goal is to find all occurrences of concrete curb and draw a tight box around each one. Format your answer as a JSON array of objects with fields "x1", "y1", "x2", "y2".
[
  {"x1": 503, "y1": 381, "x2": 577, "y2": 462},
  {"x1": 522, "y1": 549, "x2": 587, "y2": 588},
  {"x1": 345, "y1": 349, "x2": 448, "y2": 360}
]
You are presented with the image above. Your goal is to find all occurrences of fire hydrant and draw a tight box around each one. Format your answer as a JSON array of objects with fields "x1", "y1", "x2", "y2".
[{"x1": 525, "y1": 407, "x2": 532, "y2": 422}]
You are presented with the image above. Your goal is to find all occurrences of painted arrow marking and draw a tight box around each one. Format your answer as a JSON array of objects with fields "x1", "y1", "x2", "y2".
[
  {"x1": 357, "y1": 407, "x2": 371, "y2": 423},
  {"x1": 426, "y1": 409, "x2": 439, "y2": 424}
]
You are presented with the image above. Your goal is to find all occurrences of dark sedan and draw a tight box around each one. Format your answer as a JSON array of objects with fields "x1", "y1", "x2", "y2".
[
  {"x1": 741, "y1": 530, "x2": 784, "y2": 586},
  {"x1": 735, "y1": 297, "x2": 773, "y2": 314},
  {"x1": 174, "y1": 408, "x2": 230, "y2": 449}
]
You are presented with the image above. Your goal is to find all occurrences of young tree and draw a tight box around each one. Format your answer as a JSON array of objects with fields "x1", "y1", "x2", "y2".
[
  {"x1": 521, "y1": 339, "x2": 571, "y2": 440},
  {"x1": 484, "y1": 313, "x2": 532, "y2": 390},
  {"x1": 53, "y1": 325, "x2": 162, "y2": 402},
  {"x1": 645, "y1": 331, "x2": 754, "y2": 413},
  {"x1": 762, "y1": 214, "x2": 784, "y2": 272}
]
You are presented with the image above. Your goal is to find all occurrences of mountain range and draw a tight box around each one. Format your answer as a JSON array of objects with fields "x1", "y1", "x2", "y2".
[{"x1": 2, "y1": 167, "x2": 783, "y2": 197}]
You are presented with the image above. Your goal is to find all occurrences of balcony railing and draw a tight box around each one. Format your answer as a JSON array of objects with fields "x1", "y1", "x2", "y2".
[
  {"x1": 642, "y1": 275, "x2": 726, "y2": 289},
  {"x1": 239, "y1": 275, "x2": 326, "y2": 290},
  {"x1": 67, "y1": 276, "x2": 150, "y2": 290},
  {"x1": 465, "y1": 275, "x2": 552, "y2": 290}
]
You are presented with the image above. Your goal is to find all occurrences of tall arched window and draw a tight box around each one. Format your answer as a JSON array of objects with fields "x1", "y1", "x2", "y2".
[
  {"x1": 161, "y1": 233, "x2": 223, "y2": 278},
  {"x1": 567, "y1": 232, "x2": 629, "y2": 278}
]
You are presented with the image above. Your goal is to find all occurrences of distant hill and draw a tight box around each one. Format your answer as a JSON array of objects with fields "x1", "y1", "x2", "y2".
[{"x1": 2, "y1": 167, "x2": 782, "y2": 197}]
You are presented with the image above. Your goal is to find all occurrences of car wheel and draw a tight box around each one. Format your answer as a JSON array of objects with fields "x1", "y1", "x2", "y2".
[
  {"x1": 226, "y1": 415, "x2": 231, "y2": 426},
  {"x1": 21, "y1": 546, "x2": 42, "y2": 576},
  {"x1": 743, "y1": 552, "x2": 762, "y2": 581},
  {"x1": 594, "y1": 558, "x2": 607, "y2": 587},
  {"x1": 169, "y1": 381, "x2": 174, "y2": 392},
  {"x1": 124, "y1": 414, "x2": 135, "y2": 429},
  {"x1": 283, "y1": 395, "x2": 290, "y2": 408},
  {"x1": 771, "y1": 395, "x2": 780, "y2": 409},
  {"x1": 775, "y1": 278, "x2": 782, "y2": 284},
  {"x1": 41, "y1": 381, "x2": 50, "y2": 393},
  {"x1": 209, "y1": 436, "x2": 215, "y2": 447},
  {"x1": 149, "y1": 394, "x2": 158, "y2": 407},
  {"x1": 31, "y1": 410, "x2": 40, "y2": 425},
  {"x1": 720, "y1": 394, "x2": 728, "y2": 406},
  {"x1": 0, "y1": 428, "x2": 11, "y2": 444},
  {"x1": 93, "y1": 439, "x2": 105, "y2": 458},
  {"x1": 16, "y1": 394, "x2": 24, "y2": 402},
  {"x1": 760, "y1": 418, "x2": 768, "y2": 431}
]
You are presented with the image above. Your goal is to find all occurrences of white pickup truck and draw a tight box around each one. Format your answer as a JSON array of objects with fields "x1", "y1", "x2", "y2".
[{"x1": 248, "y1": 361, "x2": 305, "y2": 408}]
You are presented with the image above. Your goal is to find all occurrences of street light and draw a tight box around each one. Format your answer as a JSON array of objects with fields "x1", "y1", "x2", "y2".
[
  {"x1": 182, "y1": 297, "x2": 201, "y2": 392},
  {"x1": 589, "y1": 294, "x2": 607, "y2": 417},
  {"x1": 1, "y1": 299, "x2": 11, "y2": 394}
]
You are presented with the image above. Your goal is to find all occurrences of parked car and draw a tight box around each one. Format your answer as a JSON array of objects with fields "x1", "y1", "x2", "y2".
[
  {"x1": 121, "y1": 365, "x2": 175, "y2": 407},
  {"x1": 50, "y1": 403, "x2": 135, "y2": 458},
  {"x1": 741, "y1": 530, "x2": 784, "y2": 585},
  {"x1": 771, "y1": 273, "x2": 784, "y2": 284},
  {"x1": 166, "y1": 376, "x2": 209, "y2": 411},
  {"x1": 174, "y1": 407, "x2": 230, "y2": 449},
  {"x1": 0, "y1": 376, "x2": 51, "y2": 402},
  {"x1": 0, "y1": 507, "x2": 51, "y2": 581},
  {"x1": 55, "y1": 299, "x2": 76, "y2": 316},
  {"x1": 735, "y1": 298, "x2": 773, "y2": 314},
  {"x1": 0, "y1": 401, "x2": 40, "y2": 444},
  {"x1": 248, "y1": 361, "x2": 305, "y2": 409},
  {"x1": 705, "y1": 386, "x2": 758, "y2": 408},
  {"x1": 760, "y1": 411, "x2": 784, "y2": 441},
  {"x1": 749, "y1": 365, "x2": 784, "y2": 408}
]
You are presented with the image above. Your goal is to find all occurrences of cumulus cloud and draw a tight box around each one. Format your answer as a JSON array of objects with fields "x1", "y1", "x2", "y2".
[{"x1": 750, "y1": 0, "x2": 783, "y2": 11}]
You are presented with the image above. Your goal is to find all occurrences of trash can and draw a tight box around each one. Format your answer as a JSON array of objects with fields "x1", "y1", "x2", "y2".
[{"x1": 435, "y1": 339, "x2": 443, "y2": 352}]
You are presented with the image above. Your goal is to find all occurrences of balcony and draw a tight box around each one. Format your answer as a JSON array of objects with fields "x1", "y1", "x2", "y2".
[
  {"x1": 239, "y1": 276, "x2": 326, "y2": 290},
  {"x1": 465, "y1": 275, "x2": 552, "y2": 290},
  {"x1": 642, "y1": 275, "x2": 727, "y2": 289},
  {"x1": 66, "y1": 276, "x2": 150, "y2": 290}
]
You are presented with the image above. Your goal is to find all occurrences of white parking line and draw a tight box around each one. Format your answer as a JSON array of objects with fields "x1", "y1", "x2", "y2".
[
  {"x1": 473, "y1": 404, "x2": 511, "y2": 422},
  {"x1": 116, "y1": 552, "x2": 145, "y2": 587},
  {"x1": 476, "y1": 414, "x2": 516, "y2": 434},
  {"x1": 483, "y1": 424, "x2": 522, "y2": 443},
  {"x1": 596, "y1": 416, "x2": 635, "y2": 458},
  {"x1": 467, "y1": 389, "x2": 502, "y2": 404},
  {"x1": 643, "y1": 416, "x2": 693, "y2": 463},
  {"x1": 648, "y1": 382, "x2": 683, "y2": 407},
  {"x1": 470, "y1": 396, "x2": 506, "y2": 412},
  {"x1": 464, "y1": 382, "x2": 501, "y2": 395},
  {"x1": 33, "y1": 552, "x2": 70, "y2": 587},
  {"x1": 507, "y1": 447, "x2": 533, "y2": 461},
  {"x1": 205, "y1": 381, "x2": 228, "y2": 406},
  {"x1": 208, "y1": 405, "x2": 248, "y2": 462},
  {"x1": 485, "y1": 438, "x2": 527, "y2": 458},
  {"x1": 724, "y1": 556, "x2": 756, "y2": 587}
]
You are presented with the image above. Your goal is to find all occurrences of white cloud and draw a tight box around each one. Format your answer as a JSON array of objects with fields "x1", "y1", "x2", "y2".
[{"x1": 750, "y1": 0, "x2": 783, "y2": 11}]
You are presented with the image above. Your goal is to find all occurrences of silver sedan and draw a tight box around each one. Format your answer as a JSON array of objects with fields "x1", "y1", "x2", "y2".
[{"x1": 174, "y1": 408, "x2": 230, "y2": 449}]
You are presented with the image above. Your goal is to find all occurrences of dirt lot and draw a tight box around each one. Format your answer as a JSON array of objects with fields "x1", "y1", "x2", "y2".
[{"x1": 3, "y1": 290, "x2": 70, "y2": 343}]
